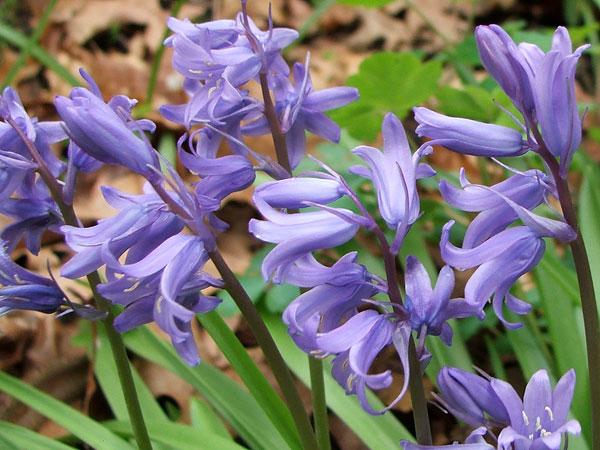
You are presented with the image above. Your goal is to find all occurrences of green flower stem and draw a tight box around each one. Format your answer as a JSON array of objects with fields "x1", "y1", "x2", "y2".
[
  {"x1": 209, "y1": 250, "x2": 320, "y2": 450},
  {"x1": 7, "y1": 117, "x2": 153, "y2": 450},
  {"x1": 533, "y1": 128, "x2": 600, "y2": 449},
  {"x1": 308, "y1": 357, "x2": 330, "y2": 450}
]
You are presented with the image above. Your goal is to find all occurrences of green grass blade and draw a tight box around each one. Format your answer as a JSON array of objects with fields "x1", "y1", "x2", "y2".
[
  {"x1": 0, "y1": 22, "x2": 79, "y2": 87},
  {"x1": 2, "y1": 0, "x2": 57, "y2": 88},
  {"x1": 263, "y1": 313, "x2": 415, "y2": 447},
  {"x1": 198, "y1": 311, "x2": 302, "y2": 450},
  {"x1": 189, "y1": 397, "x2": 232, "y2": 440},
  {"x1": 0, "y1": 371, "x2": 133, "y2": 450},
  {"x1": 123, "y1": 325, "x2": 292, "y2": 450},
  {"x1": 104, "y1": 420, "x2": 245, "y2": 450},
  {"x1": 0, "y1": 421, "x2": 77, "y2": 450}
]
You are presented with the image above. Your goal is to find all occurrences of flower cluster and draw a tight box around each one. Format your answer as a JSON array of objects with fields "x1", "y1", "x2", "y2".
[
  {"x1": 160, "y1": 10, "x2": 358, "y2": 170},
  {"x1": 413, "y1": 25, "x2": 585, "y2": 329},
  {"x1": 249, "y1": 113, "x2": 485, "y2": 411},
  {"x1": 400, "y1": 367, "x2": 581, "y2": 449}
]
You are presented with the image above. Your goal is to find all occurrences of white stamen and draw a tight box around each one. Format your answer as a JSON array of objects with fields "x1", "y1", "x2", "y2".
[
  {"x1": 535, "y1": 416, "x2": 542, "y2": 431},
  {"x1": 522, "y1": 410, "x2": 530, "y2": 426},
  {"x1": 545, "y1": 406, "x2": 554, "y2": 421}
]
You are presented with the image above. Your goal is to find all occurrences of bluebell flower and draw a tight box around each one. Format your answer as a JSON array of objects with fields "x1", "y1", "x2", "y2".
[
  {"x1": 440, "y1": 168, "x2": 553, "y2": 248},
  {"x1": 61, "y1": 186, "x2": 184, "y2": 278},
  {"x1": 437, "y1": 367, "x2": 510, "y2": 427},
  {"x1": 0, "y1": 87, "x2": 66, "y2": 200},
  {"x1": 0, "y1": 192, "x2": 62, "y2": 255},
  {"x1": 350, "y1": 113, "x2": 435, "y2": 253},
  {"x1": 441, "y1": 198, "x2": 574, "y2": 328},
  {"x1": 435, "y1": 367, "x2": 581, "y2": 450},
  {"x1": 475, "y1": 25, "x2": 537, "y2": 116},
  {"x1": 317, "y1": 310, "x2": 411, "y2": 414},
  {"x1": 249, "y1": 175, "x2": 366, "y2": 282},
  {"x1": 243, "y1": 61, "x2": 359, "y2": 168},
  {"x1": 404, "y1": 255, "x2": 482, "y2": 346},
  {"x1": 531, "y1": 27, "x2": 589, "y2": 176},
  {"x1": 55, "y1": 70, "x2": 160, "y2": 181},
  {"x1": 99, "y1": 234, "x2": 223, "y2": 366},
  {"x1": 159, "y1": 77, "x2": 262, "y2": 153},
  {"x1": 413, "y1": 107, "x2": 527, "y2": 158},
  {"x1": 176, "y1": 131, "x2": 256, "y2": 202},
  {"x1": 494, "y1": 369, "x2": 580, "y2": 450},
  {"x1": 475, "y1": 25, "x2": 588, "y2": 174},
  {"x1": 0, "y1": 241, "x2": 103, "y2": 320},
  {"x1": 283, "y1": 263, "x2": 380, "y2": 353}
]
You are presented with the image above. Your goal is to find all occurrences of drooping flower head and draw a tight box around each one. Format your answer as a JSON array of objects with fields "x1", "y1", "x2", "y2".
[
  {"x1": 55, "y1": 69, "x2": 161, "y2": 181},
  {"x1": 350, "y1": 113, "x2": 435, "y2": 253}
]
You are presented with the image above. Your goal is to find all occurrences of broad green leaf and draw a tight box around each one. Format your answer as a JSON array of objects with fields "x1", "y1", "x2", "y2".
[
  {"x1": 198, "y1": 311, "x2": 302, "y2": 450},
  {"x1": 263, "y1": 313, "x2": 414, "y2": 447},
  {"x1": 189, "y1": 397, "x2": 232, "y2": 440},
  {"x1": 123, "y1": 326, "x2": 292, "y2": 450},
  {"x1": 434, "y1": 85, "x2": 499, "y2": 123},
  {"x1": 105, "y1": 420, "x2": 244, "y2": 450},
  {"x1": 329, "y1": 52, "x2": 442, "y2": 141},
  {"x1": 0, "y1": 421, "x2": 76, "y2": 450},
  {"x1": 0, "y1": 371, "x2": 132, "y2": 450}
]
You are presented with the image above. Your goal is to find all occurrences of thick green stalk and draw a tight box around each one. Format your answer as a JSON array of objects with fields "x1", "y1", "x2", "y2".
[
  {"x1": 209, "y1": 251, "x2": 320, "y2": 450},
  {"x1": 7, "y1": 117, "x2": 153, "y2": 450},
  {"x1": 308, "y1": 357, "x2": 330, "y2": 450},
  {"x1": 533, "y1": 129, "x2": 600, "y2": 449}
]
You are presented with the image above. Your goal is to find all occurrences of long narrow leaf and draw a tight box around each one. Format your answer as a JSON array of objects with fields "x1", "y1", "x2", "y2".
[
  {"x1": 0, "y1": 371, "x2": 132, "y2": 450},
  {"x1": 92, "y1": 324, "x2": 168, "y2": 422},
  {"x1": 0, "y1": 421, "x2": 77, "y2": 450},
  {"x1": 0, "y1": 22, "x2": 79, "y2": 87},
  {"x1": 123, "y1": 325, "x2": 292, "y2": 450},
  {"x1": 534, "y1": 245, "x2": 591, "y2": 445},
  {"x1": 263, "y1": 313, "x2": 415, "y2": 447},
  {"x1": 105, "y1": 419, "x2": 245, "y2": 450},
  {"x1": 198, "y1": 311, "x2": 302, "y2": 450},
  {"x1": 579, "y1": 163, "x2": 600, "y2": 313},
  {"x1": 189, "y1": 397, "x2": 232, "y2": 440}
]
